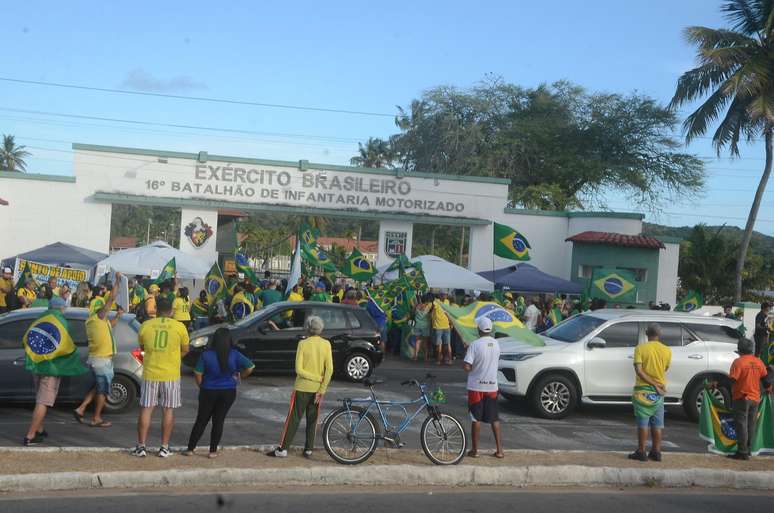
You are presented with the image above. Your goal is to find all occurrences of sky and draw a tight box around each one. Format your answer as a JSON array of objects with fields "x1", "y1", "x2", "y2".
[{"x1": 1, "y1": 0, "x2": 771, "y2": 233}]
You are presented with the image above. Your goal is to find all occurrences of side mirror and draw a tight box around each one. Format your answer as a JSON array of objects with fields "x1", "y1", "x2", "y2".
[{"x1": 587, "y1": 337, "x2": 606, "y2": 349}]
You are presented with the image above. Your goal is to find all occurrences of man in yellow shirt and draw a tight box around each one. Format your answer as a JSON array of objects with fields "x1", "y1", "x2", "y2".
[
  {"x1": 17, "y1": 280, "x2": 37, "y2": 308},
  {"x1": 132, "y1": 297, "x2": 189, "y2": 458},
  {"x1": 630, "y1": 323, "x2": 671, "y2": 462},
  {"x1": 0, "y1": 267, "x2": 13, "y2": 313},
  {"x1": 431, "y1": 292, "x2": 453, "y2": 365},
  {"x1": 269, "y1": 316, "x2": 332, "y2": 458},
  {"x1": 74, "y1": 275, "x2": 123, "y2": 427}
]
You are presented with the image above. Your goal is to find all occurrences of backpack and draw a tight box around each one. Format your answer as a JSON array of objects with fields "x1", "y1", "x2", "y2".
[{"x1": 133, "y1": 298, "x2": 149, "y2": 323}]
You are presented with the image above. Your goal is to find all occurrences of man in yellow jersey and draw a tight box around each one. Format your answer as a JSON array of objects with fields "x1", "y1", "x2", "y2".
[
  {"x1": 146, "y1": 284, "x2": 159, "y2": 318},
  {"x1": 268, "y1": 316, "x2": 332, "y2": 458},
  {"x1": 0, "y1": 267, "x2": 13, "y2": 313},
  {"x1": 17, "y1": 280, "x2": 37, "y2": 308},
  {"x1": 74, "y1": 275, "x2": 123, "y2": 427},
  {"x1": 431, "y1": 291, "x2": 453, "y2": 365},
  {"x1": 132, "y1": 297, "x2": 189, "y2": 458}
]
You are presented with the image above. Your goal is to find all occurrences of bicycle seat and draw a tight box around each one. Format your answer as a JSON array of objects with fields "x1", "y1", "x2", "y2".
[{"x1": 363, "y1": 377, "x2": 384, "y2": 387}]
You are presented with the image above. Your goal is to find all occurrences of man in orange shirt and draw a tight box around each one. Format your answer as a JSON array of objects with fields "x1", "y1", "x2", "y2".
[{"x1": 726, "y1": 338, "x2": 771, "y2": 460}]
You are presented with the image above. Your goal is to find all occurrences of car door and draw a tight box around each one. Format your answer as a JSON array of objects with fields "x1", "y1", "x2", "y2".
[
  {"x1": 241, "y1": 306, "x2": 308, "y2": 371},
  {"x1": 0, "y1": 318, "x2": 35, "y2": 399},
  {"x1": 583, "y1": 321, "x2": 643, "y2": 398},
  {"x1": 655, "y1": 322, "x2": 707, "y2": 399},
  {"x1": 310, "y1": 306, "x2": 350, "y2": 359}
]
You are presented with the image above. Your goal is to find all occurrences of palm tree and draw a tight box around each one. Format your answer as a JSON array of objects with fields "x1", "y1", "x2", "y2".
[
  {"x1": 350, "y1": 137, "x2": 394, "y2": 168},
  {"x1": 0, "y1": 135, "x2": 31, "y2": 172},
  {"x1": 670, "y1": 0, "x2": 774, "y2": 302}
]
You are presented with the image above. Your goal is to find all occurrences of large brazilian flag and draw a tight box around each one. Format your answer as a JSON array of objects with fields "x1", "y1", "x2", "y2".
[
  {"x1": 23, "y1": 309, "x2": 87, "y2": 376},
  {"x1": 699, "y1": 388, "x2": 774, "y2": 455},
  {"x1": 342, "y1": 248, "x2": 377, "y2": 282},
  {"x1": 205, "y1": 263, "x2": 227, "y2": 305},
  {"x1": 493, "y1": 222, "x2": 531, "y2": 261},
  {"x1": 152, "y1": 257, "x2": 176, "y2": 285},
  {"x1": 440, "y1": 301, "x2": 544, "y2": 347},
  {"x1": 589, "y1": 268, "x2": 638, "y2": 303},
  {"x1": 674, "y1": 290, "x2": 704, "y2": 312}
]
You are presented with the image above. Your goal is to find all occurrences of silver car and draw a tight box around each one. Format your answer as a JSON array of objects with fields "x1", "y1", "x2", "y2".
[{"x1": 0, "y1": 307, "x2": 143, "y2": 412}]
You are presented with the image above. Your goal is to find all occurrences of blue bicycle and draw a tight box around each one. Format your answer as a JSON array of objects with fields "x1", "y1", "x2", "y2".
[{"x1": 322, "y1": 375, "x2": 466, "y2": 465}]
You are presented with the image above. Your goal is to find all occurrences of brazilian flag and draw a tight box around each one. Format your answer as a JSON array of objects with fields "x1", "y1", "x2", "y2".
[
  {"x1": 299, "y1": 223, "x2": 320, "y2": 247},
  {"x1": 699, "y1": 388, "x2": 774, "y2": 455},
  {"x1": 15, "y1": 262, "x2": 36, "y2": 289},
  {"x1": 152, "y1": 257, "x2": 176, "y2": 285},
  {"x1": 23, "y1": 309, "x2": 87, "y2": 376},
  {"x1": 230, "y1": 291, "x2": 254, "y2": 320},
  {"x1": 675, "y1": 290, "x2": 704, "y2": 312},
  {"x1": 632, "y1": 385, "x2": 664, "y2": 419},
  {"x1": 545, "y1": 306, "x2": 563, "y2": 329},
  {"x1": 342, "y1": 248, "x2": 376, "y2": 282},
  {"x1": 589, "y1": 268, "x2": 637, "y2": 303},
  {"x1": 301, "y1": 244, "x2": 338, "y2": 272},
  {"x1": 439, "y1": 301, "x2": 544, "y2": 346},
  {"x1": 191, "y1": 298, "x2": 209, "y2": 317},
  {"x1": 385, "y1": 254, "x2": 415, "y2": 273},
  {"x1": 493, "y1": 222, "x2": 531, "y2": 261},
  {"x1": 204, "y1": 263, "x2": 227, "y2": 304},
  {"x1": 235, "y1": 250, "x2": 258, "y2": 284}
]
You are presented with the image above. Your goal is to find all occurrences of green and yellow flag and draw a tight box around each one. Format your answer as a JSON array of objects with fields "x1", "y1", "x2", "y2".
[
  {"x1": 23, "y1": 309, "x2": 87, "y2": 376},
  {"x1": 675, "y1": 290, "x2": 704, "y2": 312},
  {"x1": 299, "y1": 223, "x2": 320, "y2": 248},
  {"x1": 439, "y1": 301, "x2": 544, "y2": 346},
  {"x1": 342, "y1": 248, "x2": 377, "y2": 282},
  {"x1": 15, "y1": 262, "x2": 36, "y2": 289},
  {"x1": 204, "y1": 263, "x2": 227, "y2": 304},
  {"x1": 589, "y1": 268, "x2": 638, "y2": 303},
  {"x1": 493, "y1": 222, "x2": 531, "y2": 261},
  {"x1": 152, "y1": 257, "x2": 176, "y2": 285},
  {"x1": 235, "y1": 251, "x2": 258, "y2": 284},
  {"x1": 699, "y1": 388, "x2": 774, "y2": 455}
]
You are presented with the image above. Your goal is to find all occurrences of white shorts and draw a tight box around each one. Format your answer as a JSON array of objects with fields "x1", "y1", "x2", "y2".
[{"x1": 140, "y1": 379, "x2": 182, "y2": 409}]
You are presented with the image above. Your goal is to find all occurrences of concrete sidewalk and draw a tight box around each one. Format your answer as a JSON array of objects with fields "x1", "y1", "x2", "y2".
[{"x1": 0, "y1": 447, "x2": 773, "y2": 492}]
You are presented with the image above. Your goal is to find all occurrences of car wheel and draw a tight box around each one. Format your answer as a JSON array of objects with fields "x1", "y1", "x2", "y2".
[
  {"x1": 684, "y1": 379, "x2": 730, "y2": 422},
  {"x1": 104, "y1": 374, "x2": 137, "y2": 413},
  {"x1": 529, "y1": 374, "x2": 577, "y2": 419},
  {"x1": 344, "y1": 353, "x2": 373, "y2": 382}
]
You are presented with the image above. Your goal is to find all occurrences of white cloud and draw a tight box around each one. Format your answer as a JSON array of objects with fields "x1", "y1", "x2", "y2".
[{"x1": 119, "y1": 68, "x2": 207, "y2": 93}]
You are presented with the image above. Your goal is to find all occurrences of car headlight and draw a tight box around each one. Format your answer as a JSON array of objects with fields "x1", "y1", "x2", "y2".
[
  {"x1": 190, "y1": 336, "x2": 209, "y2": 348},
  {"x1": 500, "y1": 353, "x2": 541, "y2": 361}
]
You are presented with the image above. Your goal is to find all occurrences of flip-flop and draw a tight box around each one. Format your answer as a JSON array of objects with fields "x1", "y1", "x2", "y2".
[
  {"x1": 492, "y1": 452, "x2": 505, "y2": 459},
  {"x1": 467, "y1": 450, "x2": 479, "y2": 458},
  {"x1": 89, "y1": 420, "x2": 112, "y2": 428},
  {"x1": 72, "y1": 411, "x2": 85, "y2": 424}
]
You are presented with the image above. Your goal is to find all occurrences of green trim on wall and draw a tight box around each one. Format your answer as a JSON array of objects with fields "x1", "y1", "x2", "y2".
[
  {"x1": 73, "y1": 143, "x2": 511, "y2": 186},
  {"x1": 503, "y1": 207, "x2": 644, "y2": 220},
  {"x1": 92, "y1": 192, "x2": 491, "y2": 226},
  {"x1": 0, "y1": 172, "x2": 75, "y2": 183}
]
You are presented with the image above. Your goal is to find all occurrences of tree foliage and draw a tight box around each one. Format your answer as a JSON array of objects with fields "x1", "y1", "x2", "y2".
[
  {"x1": 355, "y1": 78, "x2": 705, "y2": 210},
  {"x1": 0, "y1": 135, "x2": 31, "y2": 172}
]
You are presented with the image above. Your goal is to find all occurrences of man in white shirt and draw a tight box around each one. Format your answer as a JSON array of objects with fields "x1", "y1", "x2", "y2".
[
  {"x1": 523, "y1": 297, "x2": 541, "y2": 331},
  {"x1": 463, "y1": 317, "x2": 503, "y2": 458}
]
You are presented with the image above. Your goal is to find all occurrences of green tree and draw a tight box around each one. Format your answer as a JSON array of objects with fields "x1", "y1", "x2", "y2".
[
  {"x1": 1, "y1": 135, "x2": 31, "y2": 172},
  {"x1": 350, "y1": 137, "x2": 394, "y2": 168},
  {"x1": 371, "y1": 79, "x2": 704, "y2": 210},
  {"x1": 669, "y1": 0, "x2": 774, "y2": 302}
]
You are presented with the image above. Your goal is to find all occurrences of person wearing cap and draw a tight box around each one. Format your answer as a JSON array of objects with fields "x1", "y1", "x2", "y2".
[
  {"x1": 0, "y1": 266, "x2": 13, "y2": 313},
  {"x1": 463, "y1": 317, "x2": 503, "y2": 458},
  {"x1": 74, "y1": 274, "x2": 123, "y2": 427},
  {"x1": 146, "y1": 284, "x2": 160, "y2": 318},
  {"x1": 310, "y1": 281, "x2": 330, "y2": 302}
]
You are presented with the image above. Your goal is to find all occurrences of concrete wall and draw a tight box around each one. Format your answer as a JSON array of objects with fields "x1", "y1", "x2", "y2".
[
  {"x1": 570, "y1": 244, "x2": 661, "y2": 304},
  {"x1": 178, "y1": 208, "x2": 218, "y2": 267}
]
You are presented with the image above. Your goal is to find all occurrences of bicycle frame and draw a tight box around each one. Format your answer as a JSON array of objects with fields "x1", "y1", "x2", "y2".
[{"x1": 341, "y1": 383, "x2": 438, "y2": 439}]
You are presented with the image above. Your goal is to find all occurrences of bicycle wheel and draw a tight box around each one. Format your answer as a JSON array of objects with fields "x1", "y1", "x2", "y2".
[
  {"x1": 420, "y1": 412, "x2": 466, "y2": 465},
  {"x1": 323, "y1": 406, "x2": 379, "y2": 465}
]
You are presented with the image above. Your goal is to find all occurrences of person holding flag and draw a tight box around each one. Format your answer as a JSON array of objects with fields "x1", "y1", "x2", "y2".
[
  {"x1": 22, "y1": 296, "x2": 87, "y2": 445},
  {"x1": 17, "y1": 276, "x2": 37, "y2": 308},
  {"x1": 0, "y1": 266, "x2": 13, "y2": 313}
]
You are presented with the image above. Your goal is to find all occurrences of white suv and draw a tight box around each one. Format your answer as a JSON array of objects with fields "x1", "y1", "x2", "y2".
[{"x1": 497, "y1": 309, "x2": 744, "y2": 421}]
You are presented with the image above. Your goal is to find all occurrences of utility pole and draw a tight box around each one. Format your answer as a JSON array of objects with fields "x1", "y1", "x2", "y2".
[{"x1": 146, "y1": 219, "x2": 153, "y2": 245}]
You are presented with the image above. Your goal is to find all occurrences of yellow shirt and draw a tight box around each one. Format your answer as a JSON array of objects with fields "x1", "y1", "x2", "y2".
[
  {"x1": 172, "y1": 297, "x2": 191, "y2": 321},
  {"x1": 431, "y1": 300, "x2": 450, "y2": 329},
  {"x1": 0, "y1": 277, "x2": 11, "y2": 307},
  {"x1": 86, "y1": 314, "x2": 115, "y2": 357},
  {"x1": 294, "y1": 335, "x2": 333, "y2": 394},
  {"x1": 288, "y1": 291, "x2": 304, "y2": 303},
  {"x1": 145, "y1": 295, "x2": 157, "y2": 318},
  {"x1": 138, "y1": 317, "x2": 189, "y2": 381},
  {"x1": 633, "y1": 340, "x2": 672, "y2": 387},
  {"x1": 17, "y1": 288, "x2": 36, "y2": 307}
]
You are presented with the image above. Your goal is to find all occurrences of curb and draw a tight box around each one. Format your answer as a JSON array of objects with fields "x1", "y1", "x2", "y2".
[{"x1": 1, "y1": 464, "x2": 773, "y2": 492}]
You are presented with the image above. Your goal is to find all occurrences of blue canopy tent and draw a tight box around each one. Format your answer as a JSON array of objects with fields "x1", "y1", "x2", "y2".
[
  {"x1": 2, "y1": 241, "x2": 107, "y2": 269},
  {"x1": 478, "y1": 264, "x2": 584, "y2": 294}
]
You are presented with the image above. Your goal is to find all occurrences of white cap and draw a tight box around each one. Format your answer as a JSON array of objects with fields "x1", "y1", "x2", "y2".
[
  {"x1": 2, "y1": 267, "x2": 11, "y2": 274},
  {"x1": 476, "y1": 317, "x2": 493, "y2": 333}
]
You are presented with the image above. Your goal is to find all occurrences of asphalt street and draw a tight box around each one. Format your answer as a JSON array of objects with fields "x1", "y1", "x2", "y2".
[
  {"x1": 0, "y1": 358, "x2": 708, "y2": 453},
  {"x1": 1, "y1": 488, "x2": 769, "y2": 513}
]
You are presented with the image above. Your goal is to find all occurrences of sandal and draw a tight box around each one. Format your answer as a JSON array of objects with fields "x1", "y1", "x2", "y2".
[
  {"x1": 72, "y1": 411, "x2": 85, "y2": 424},
  {"x1": 89, "y1": 420, "x2": 112, "y2": 428},
  {"x1": 467, "y1": 450, "x2": 479, "y2": 458},
  {"x1": 493, "y1": 452, "x2": 505, "y2": 459}
]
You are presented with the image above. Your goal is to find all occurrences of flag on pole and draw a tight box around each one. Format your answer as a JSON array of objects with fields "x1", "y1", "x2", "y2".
[
  {"x1": 152, "y1": 258, "x2": 176, "y2": 285},
  {"x1": 235, "y1": 251, "x2": 258, "y2": 284},
  {"x1": 15, "y1": 262, "x2": 35, "y2": 289},
  {"x1": 23, "y1": 309, "x2": 87, "y2": 376},
  {"x1": 301, "y1": 244, "x2": 338, "y2": 272},
  {"x1": 589, "y1": 268, "x2": 638, "y2": 303},
  {"x1": 493, "y1": 222, "x2": 531, "y2": 261},
  {"x1": 439, "y1": 301, "x2": 544, "y2": 346},
  {"x1": 286, "y1": 237, "x2": 302, "y2": 296},
  {"x1": 674, "y1": 290, "x2": 704, "y2": 312},
  {"x1": 699, "y1": 387, "x2": 774, "y2": 455},
  {"x1": 204, "y1": 263, "x2": 227, "y2": 304}
]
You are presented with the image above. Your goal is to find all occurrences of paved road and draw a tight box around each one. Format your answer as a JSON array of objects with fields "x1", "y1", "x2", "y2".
[
  {"x1": 0, "y1": 488, "x2": 768, "y2": 513},
  {"x1": 0, "y1": 359, "x2": 707, "y2": 452}
]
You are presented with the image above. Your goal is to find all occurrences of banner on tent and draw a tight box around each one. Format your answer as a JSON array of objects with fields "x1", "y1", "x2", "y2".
[{"x1": 13, "y1": 258, "x2": 90, "y2": 289}]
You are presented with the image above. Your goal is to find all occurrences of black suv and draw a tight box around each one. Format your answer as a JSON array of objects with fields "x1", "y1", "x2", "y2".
[{"x1": 184, "y1": 302, "x2": 383, "y2": 381}]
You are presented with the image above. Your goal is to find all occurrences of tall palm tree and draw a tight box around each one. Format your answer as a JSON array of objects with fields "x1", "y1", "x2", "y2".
[
  {"x1": 669, "y1": 0, "x2": 774, "y2": 301},
  {"x1": 350, "y1": 137, "x2": 393, "y2": 168},
  {"x1": 1, "y1": 135, "x2": 31, "y2": 172}
]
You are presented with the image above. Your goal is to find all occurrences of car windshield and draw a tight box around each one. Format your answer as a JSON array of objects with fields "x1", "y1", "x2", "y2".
[
  {"x1": 232, "y1": 304, "x2": 284, "y2": 328},
  {"x1": 543, "y1": 314, "x2": 606, "y2": 342}
]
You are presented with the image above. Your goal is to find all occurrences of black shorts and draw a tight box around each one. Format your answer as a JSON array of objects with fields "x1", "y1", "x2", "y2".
[{"x1": 468, "y1": 390, "x2": 499, "y2": 423}]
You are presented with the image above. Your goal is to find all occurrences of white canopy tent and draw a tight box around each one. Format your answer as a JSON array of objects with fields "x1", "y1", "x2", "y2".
[
  {"x1": 94, "y1": 241, "x2": 212, "y2": 281},
  {"x1": 377, "y1": 255, "x2": 494, "y2": 292}
]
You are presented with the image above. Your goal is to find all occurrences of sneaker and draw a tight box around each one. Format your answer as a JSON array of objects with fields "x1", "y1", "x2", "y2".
[
  {"x1": 158, "y1": 446, "x2": 173, "y2": 458},
  {"x1": 267, "y1": 447, "x2": 288, "y2": 458},
  {"x1": 647, "y1": 451, "x2": 662, "y2": 462},
  {"x1": 303, "y1": 450, "x2": 313, "y2": 459},
  {"x1": 131, "y1": 445, "x2": 147, "y2": 458},
  {"x1": 627, "y1": 450, "x2": 647, "y2": 462},
  {"x1": 22, "y1": 433, "x2": 45, "y2": 446}
]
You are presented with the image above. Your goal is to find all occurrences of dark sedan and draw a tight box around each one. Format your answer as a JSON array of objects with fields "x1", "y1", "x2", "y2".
[
  {"x1": 185, "y1": 302, "x2": 383, "y2": 381},
  {"x1": 0, "y1": 308, "x2": 143, "y2": 412}
]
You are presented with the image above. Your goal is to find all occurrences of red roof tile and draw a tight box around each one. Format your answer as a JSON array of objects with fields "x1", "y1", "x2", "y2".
[{"x1": 566, "y1": 231, "x2": 665, "y2": 249}]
